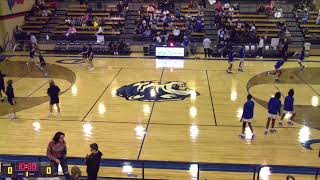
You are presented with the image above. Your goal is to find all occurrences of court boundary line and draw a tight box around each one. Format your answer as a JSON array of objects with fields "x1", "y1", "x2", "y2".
[
  {"x1": 0, "y1": 116, "x2": 304, "y2": 129},
  {"x1": 137, "y1": 68, "x2": 165, "y2": 160},
  {"x1": 26, "y1": 80, "x2": 49, "y2": 97},
  {"x1": 205, "y1": 70, "x2": 217, "y2": 126},
  {"x1": 7, "y1": 54, "x2": 320, "y2": 63},
  {"x1": 81, "y1": 68, "x2": 123, "y2": 121},
  {"x1": 273, "y1": 75, "x2": 320, "y2": 130},
  {"x1": 294, "y1": 73, "x2": 320, "y2": 96}
]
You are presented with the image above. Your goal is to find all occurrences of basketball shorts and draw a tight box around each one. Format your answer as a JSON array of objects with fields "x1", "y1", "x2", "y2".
[
  {"x1": 242, "y1": 118, "x2": 253, "y2": 123},
  {"x1": 50, "y1": 99, "x2": 59, "y2": 105},
  {"x1": 268, "y1": 113, "x2": 277, "y2": 119},
  {"x1": 283, "y1": 110, "x2": 294, "y2": 114}
]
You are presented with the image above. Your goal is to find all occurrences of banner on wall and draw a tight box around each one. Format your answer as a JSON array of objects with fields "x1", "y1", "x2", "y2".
[{"x1": 7, "y1": 0, "x2": 25, "y2": 11}]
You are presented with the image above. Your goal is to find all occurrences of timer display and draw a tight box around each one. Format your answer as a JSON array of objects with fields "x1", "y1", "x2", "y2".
[
  {"x1": 1, "y1": 162, "x2": 54, "y2": 177},
  {"x1": 15, "y1": 162, "x2": 38, "y2": 172}
]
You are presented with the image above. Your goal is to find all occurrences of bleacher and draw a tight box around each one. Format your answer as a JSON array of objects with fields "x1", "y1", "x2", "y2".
[{"x1": 298, "y1": 11, "x2": 320, "y2": 43}]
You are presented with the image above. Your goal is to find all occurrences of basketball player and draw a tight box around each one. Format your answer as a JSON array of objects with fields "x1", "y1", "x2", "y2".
[
  {"x1": 295, "y1": 47, "x2": 305, "y2": 70},
  {"x1": 47, "y1": 80, "x2": 61, "y2": 117},
  {"x1": 238, "y1": 46, "x2": 245, "y2": 72},
  {"x1": 265, "y1": 92, "x2": 282, "y2": 135},
  {"x1": 6, "y1": 80, "x2": 16, "y2": 119},
  {"x1": 226, "y1": 50, "x2": 234, "y2": 73},
  {"x1": 269, "y1": 56, "x2": 287, "y2": 82},
  {"x1": 239, "y1": 94, "x2": 255, "y2": 139},
  {"x1": 279, "y1": 89, "x2": 295, "y2": 127},
  {"x1": 87, "y1": 45, "x2": 94, "y2": 71},
  {"x1": 79, "y1": 45, "x2": 88, "y2": 67},
  {"x1": 0, "y1": 70, "x2": 6, "y2": 102},
  {"x1": 27, "y1": 44, "x2": 36, "y2": 71},
  {"x1": 38, "y1": 53, "x2": 48, "y2": 77}
]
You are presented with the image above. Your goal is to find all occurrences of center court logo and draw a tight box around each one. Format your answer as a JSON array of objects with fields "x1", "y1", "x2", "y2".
[{"x1": 116, "y1": 81, "x2": 200, "y2": 102}]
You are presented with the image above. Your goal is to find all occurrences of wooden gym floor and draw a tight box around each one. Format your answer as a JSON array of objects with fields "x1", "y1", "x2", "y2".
[{"x1": 0, "y1": 56, "x2": 319, "y2": 179}]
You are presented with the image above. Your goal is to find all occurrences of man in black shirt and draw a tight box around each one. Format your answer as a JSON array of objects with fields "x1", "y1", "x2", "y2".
[
  {"x1": 0, "y1": 70, "x2": 6, "y2": 102},
  {"x1": 6, "y1": 80, "x2": 16, "y2": 119},
  {"x1": 85, "y1": 143, "x2": 102, "y2": 180},
  {"x1": 47, "y1": 80, "x2": 61, "y2": 117}
]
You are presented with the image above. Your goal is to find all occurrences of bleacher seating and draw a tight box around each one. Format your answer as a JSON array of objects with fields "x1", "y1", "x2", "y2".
[{"x1": 297, "y1": 11, "x2": 320, "y2": 43}]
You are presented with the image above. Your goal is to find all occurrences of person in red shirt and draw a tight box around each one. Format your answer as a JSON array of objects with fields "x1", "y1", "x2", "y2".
[{"x1": 47, "y1": 132, "x2": 70, "y2": 180}]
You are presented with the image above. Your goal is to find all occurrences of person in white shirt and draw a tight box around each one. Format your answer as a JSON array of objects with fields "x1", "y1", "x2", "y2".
[
  {"x1": 256, "y1": 37, "x2": 264, "y2": 59},
  {"x1": 30, "y1": 34, "x2": 37, "y2": 45},
  {"x1": 172, "y1": 26, "x2": 180, "y2": 40},
  {"x1": 203, "y1": 37, "x2": 212, "y2": 58},
  {"x1": 96, "y1": 26, "x2": 103, "y2": 34}
]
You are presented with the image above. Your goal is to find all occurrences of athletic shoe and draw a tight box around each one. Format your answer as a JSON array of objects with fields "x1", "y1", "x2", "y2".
[
  {"x1": 48, "y1": 113, "x2": 53, "y2": 118},
  {"x1": 264, "y1": 129, "x2": 269, "y2": 135},
  {"x1": 300, "y1": 65, "x2": 305, "y2": 71},
  {"x1": 238, "y1": 68, "x2": 243, "y2": 72},
  {"x1": 278, "y1": 121, "x2": 283, "y2": 127},
  {"x1": 256, "y1": 56, "x2": 260, "y2": 59},
  {"x1": 251, "y1": 134, "x2": 256, "y2": 140},
  {"x1": 260, "y1": 56, "x2": 263, "y2": 60},
  {"x1": 270, "y1": 128, "x2": 277, "y2": 133},
  {"x1": 287, "y1": 120, "x2": 294, "y2": 126},
  {"x1": 226, "y1": 70, "x2": 232, "y2": 74},
  {"x1": 239, "y1": 134, "x2": 245, "y2": 139}
]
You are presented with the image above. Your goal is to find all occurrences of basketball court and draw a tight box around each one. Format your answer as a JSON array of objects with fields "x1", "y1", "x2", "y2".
[{"x1": 0, "y1": 56, "x2": 319, "y2": 179}]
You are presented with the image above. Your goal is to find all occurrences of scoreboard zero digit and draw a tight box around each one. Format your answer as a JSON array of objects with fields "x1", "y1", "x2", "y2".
[{"x1": 1, "y1": 162, "x2": 55, "y2": 177}]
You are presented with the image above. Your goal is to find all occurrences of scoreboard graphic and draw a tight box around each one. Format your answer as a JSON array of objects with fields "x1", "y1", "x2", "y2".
[{"x1": 1, "y1": 162, "x2": 55, "y2": 177}]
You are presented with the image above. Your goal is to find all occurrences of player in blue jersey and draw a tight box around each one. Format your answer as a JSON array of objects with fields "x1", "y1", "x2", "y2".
[
  {"x1": 279, "y1": 89, "x2": 295, "y2": 126},
  {"x1": 238, "y1": 46, "x2": 245, "y2": 72},
  {"x1": 269, "y1": 56, "x2": 287, "y2": 82},
  {"x1": 226, "y1": 50, "x2": 234, "y2": 73},
  {"x1": 239, "y1": 94, "x2": 255, "y2": 139},
  {"x1": 265, "y1": 92, "x2": 282, "y2": 135},
  {"x1": 295, "y1": 47, "x2": 305, "y2": 70}
]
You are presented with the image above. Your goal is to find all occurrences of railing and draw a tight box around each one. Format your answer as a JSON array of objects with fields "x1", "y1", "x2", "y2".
[{"x1": 0, "y1": 154, "x2": 319, "y2": 179}]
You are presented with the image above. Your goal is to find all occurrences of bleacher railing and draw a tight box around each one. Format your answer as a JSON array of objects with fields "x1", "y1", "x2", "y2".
[{"x1": 0, "y1": 154, "x2": 319, "y2": 179}]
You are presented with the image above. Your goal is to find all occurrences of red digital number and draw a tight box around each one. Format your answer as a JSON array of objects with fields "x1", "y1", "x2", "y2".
[{"x1": 18, "y1": 162, "x2": 26, "y2": 171}]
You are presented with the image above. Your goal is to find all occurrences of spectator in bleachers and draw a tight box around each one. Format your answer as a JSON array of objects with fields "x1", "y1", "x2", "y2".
[
  {"x1": 96, "y1": 26, "x2": 103, "y2": 34},
  {"x1": 172, "y1": 26, "x2": 181, "y2": 41},
  {"x1": 143, "y1": 27, "x2": 152, "y2": 37},
  {"x1": 194, "y1": 19, "x2": 203, "y2": 32},
  {"x1": 301, "y1": 11, "x2": 309, "y2": 23},
  {"x1": 147, "y1": 4, "x2": 155, "y2": 14},
  {"x1": 316, "y1": 15, "x2": 320, "y2": 24},
  {"x1": 30, "y1": 33, "x2": 37, "y2": 46},
  {"x1": 116, "y1": 0, "x2": 127, "y2": 17},
  {"x1": 66, "y1": 26, "x2": 77, "y2": 42}
]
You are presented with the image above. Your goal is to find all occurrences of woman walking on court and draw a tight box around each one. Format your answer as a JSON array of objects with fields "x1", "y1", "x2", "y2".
[
  {"x1": 47, "y1": 132, "x2": 71, "y2": 180},
  {"x1": 47, "y1": 80, "x2": 61, "y2": 118},
  {"x1": 6, "y1": 80, "x2": 16, "y2": 119}
]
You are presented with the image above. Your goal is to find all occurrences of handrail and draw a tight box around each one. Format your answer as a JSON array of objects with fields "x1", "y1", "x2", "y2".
[{"x1": 0, "y1": 154, "x2": 319, "y2": 179}]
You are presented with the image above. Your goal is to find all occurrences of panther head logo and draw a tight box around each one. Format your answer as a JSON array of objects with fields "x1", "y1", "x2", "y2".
[{"x1": 116, "y1": 81, "x2": 200, "y2": 101}]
